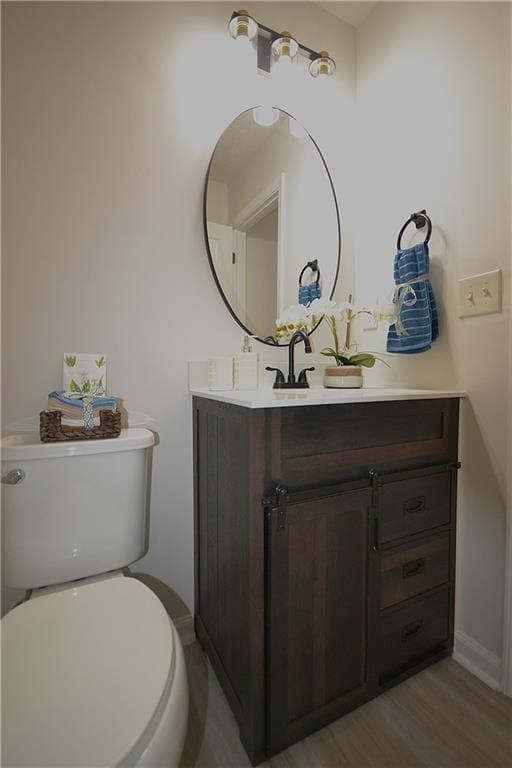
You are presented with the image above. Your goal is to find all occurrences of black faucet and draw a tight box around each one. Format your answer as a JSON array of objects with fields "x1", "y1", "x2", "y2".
[{"x1": 266, "y1": 330, "x2": 315, "y2": 389}]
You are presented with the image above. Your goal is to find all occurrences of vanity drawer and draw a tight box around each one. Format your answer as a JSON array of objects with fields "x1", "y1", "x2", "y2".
[
  {"x1": 279, "y1": 399, "x2": 459, "y2": 490},
  {"x1": 380, "y1": 470, "x2": 451, "y2": 544},
  {"x1": 380, "y1": 532, "x2": 450, "y2": 609},
  {"x1": 380, "y1": 589, "x2": 450, "y2": 682}
]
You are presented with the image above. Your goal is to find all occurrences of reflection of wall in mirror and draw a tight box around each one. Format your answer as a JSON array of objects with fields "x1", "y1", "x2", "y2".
[
  {"x1": 244, "y1": 209, "x2": 278, "y2": 339},
  {"x1": 207, "y1": 179, "x2": 229, "y2": 225},
  {"x1": 228, "y1": 117, "x2": 338, "y2": 314},
  {"x1": 207, "y1": 178, "x2": 250, "y2": 324},
  {"x1": 207, "y1": 222, "x2": 246, "y2": 323}
]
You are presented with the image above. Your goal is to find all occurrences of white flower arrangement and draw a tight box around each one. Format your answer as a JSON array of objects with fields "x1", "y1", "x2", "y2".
[{"x1": 275, "y1": 295, "x2": 395, "y2": 367}]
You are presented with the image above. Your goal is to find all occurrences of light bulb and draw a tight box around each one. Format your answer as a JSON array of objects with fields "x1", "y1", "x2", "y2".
[
  {"x1": 234, "y1": 33, "x2": 251, "y2": 47},
  {"x1": 233, "y1": 27, "x2": 255, "y2": 71},
  {"x1": 276, "y1": 52, "x2": 292, "y2": 66},
  {"x1": 271, "y1": 32, "x2": 299, "y2": 65},
  {"x1": 228, "y1": 10, "x2": 257, "y2": 42},
  {"x1": 309, "y1": 51, "x2": 336, "y2": 78},
  {"x1": 273, "y1": 54, "x2": 293, "y2": 74},
  {"x1": 252, "y1": 106, "x2": 280, "y2": 127}
]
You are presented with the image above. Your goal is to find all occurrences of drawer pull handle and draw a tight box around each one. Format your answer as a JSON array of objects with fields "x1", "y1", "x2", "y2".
[
  {"x1": 403, "y1": 558, "x2": 425, "y2": 579},
  {"x1": 401, "y1": 619, "x2": 424, "y2": 642},
  {"x1": 404, "y1": 496, "x2": 426, "y2": 515}
]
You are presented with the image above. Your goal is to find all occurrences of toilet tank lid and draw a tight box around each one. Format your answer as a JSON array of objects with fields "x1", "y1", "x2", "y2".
[
  {"x1": 1, "y1": 427, "x2": 155, "y2": 460},
  {"x1": 2, "y1": 576, "x2": 176, "y2": 768}
]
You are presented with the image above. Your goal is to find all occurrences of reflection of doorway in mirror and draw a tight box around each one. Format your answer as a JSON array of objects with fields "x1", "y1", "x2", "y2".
[
  {"x1": 245, "y1": 209, "x2": 278, "y2": 340},
  {"x1": 207, "y1": 223, "x2": 246, "y2": 322},
  {"x1": 233, "y1": 174, "x2": 286, "y2": 327}
]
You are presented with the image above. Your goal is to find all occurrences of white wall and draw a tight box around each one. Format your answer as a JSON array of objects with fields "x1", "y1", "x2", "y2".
[
  {"x1": 1, "y1": 1, "x2": 357, "y2": 614},
  {"x1": 355, "y1": 1, "x2": 511, "y2": 669}
]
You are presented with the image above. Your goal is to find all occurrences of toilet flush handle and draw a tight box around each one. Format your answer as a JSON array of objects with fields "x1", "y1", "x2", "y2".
[{"x1": 1, "y1": 469, "x2": 25, "y2": 484}]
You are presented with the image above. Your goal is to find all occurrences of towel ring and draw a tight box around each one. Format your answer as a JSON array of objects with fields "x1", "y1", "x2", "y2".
[
  {"x1": 299, "y1": 259, "x2": 321, "y2": 285},
  {"x1": 397, "y1": 209, "x2": 432, "y2": 251}
]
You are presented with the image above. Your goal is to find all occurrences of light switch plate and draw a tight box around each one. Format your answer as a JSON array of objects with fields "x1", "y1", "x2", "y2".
[{"x1": 458, "y1": 269, "x2": 502, "y2": 318}]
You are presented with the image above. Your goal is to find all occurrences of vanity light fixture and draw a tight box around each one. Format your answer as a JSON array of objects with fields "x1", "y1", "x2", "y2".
[
  {"x1": 228, "y1": 9, "x2": 258, "y2": 44},
  {"x1": 309, "y1": 51, "x2": 336, "y2": 78},
  {"x1": 228, "y1": 9, "x2": 335, "y2": 79}
]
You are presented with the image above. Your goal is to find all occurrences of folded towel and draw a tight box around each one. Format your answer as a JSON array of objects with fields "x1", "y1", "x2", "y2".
[
  {"x1": 47, "y1": 390, "x2": 117, "y2": 430},
  {"x1": 61, "y1": 416, "x2": 101, "y2": 428},
  {"x1": 386, "y1": 242, "x2": 439, "y2": 354},
  {"x1": 47, "y1": 399, "x2": 111, "y2": 418},
  {"x1": 48, "y1": 390, "x2": 117, "y2": 409}
]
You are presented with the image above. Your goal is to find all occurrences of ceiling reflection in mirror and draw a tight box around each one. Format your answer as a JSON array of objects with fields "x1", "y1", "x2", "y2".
[{"x1": 205, "y1": 108, "x2": 340, "y2": 344}]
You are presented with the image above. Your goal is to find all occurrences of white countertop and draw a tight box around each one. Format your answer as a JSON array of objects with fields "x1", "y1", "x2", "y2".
[{"x1": 190, "y1": 386, "x2": 466, "y2": 409}]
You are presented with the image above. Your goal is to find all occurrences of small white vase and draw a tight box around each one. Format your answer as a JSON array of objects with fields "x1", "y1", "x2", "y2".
[{"x1": 323, "y1": 365, "x2": 363, "y2": 389}]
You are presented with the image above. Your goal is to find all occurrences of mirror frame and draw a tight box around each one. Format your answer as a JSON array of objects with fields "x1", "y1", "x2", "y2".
[{"x1": 203, "y1": 107, "x2": 341, "y2": 346}]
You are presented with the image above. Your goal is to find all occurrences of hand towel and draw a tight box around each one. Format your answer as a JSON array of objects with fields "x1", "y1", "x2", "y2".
[
  {"x1": 386, "y1": 242, "x2": 439, "y2": 354},
  {"x1": 298, "y1": 279, "x2": 321, "y2": 306},
  {"x1": 298, "y1": 284, "x2": 311, "y2": 306}
]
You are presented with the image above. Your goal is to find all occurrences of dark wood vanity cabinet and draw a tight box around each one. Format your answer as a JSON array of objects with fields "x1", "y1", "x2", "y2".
[{"x1": 193, "y1": 396, "x2": 460, "y2": 764}]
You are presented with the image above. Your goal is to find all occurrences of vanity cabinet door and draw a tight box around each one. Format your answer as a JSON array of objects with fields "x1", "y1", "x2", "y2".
[{"x1": 266, "y1": 487, "x2": 379, "y2": 756}]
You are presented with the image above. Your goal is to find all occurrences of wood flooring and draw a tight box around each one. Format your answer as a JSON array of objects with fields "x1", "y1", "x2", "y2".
[{"x1": 181, "y1": 643, "x2": 512, "y2": 768}]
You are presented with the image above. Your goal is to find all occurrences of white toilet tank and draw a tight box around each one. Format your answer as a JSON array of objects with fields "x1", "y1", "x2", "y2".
[{"x1": 1, "y1": 429, "x2": 155, "y2": 590}]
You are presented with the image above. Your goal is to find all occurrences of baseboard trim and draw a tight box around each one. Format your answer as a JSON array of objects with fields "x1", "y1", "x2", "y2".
[
  {"x1": 173, "y1": 613, "x2": 196, "y2": 646},
  {"x1": 453, "y1": 630, "x2": 501, "y2": 691}
]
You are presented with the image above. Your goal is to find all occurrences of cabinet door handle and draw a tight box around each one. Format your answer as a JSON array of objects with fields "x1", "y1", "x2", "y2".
[
  {"x1": 403, "y1": 496, "x2": 426, "y2": 515},
  {"x1": 402, "y1": 558, "x2": 425, "y2": 579},
  {"x1": 401, "y1": 619, "x2": 424, "y2": 642}
]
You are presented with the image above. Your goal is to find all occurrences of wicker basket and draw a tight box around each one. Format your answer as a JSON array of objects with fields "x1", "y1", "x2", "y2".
[{"x1": 40, "y1": 409, "x2": 121, "y2": 442}]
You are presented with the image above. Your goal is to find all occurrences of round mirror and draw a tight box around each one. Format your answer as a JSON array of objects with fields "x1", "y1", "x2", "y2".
[{"x1": 204, "y1": 108, "x2": 340, "y2": 345}]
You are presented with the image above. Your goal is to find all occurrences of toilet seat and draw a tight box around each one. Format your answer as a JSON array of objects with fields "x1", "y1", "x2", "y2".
[{"x1": 2, "y1": 576, "x2": 178, "y2": 767}]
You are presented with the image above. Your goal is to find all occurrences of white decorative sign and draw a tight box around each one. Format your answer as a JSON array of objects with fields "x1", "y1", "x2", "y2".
[{"x1": 63, "y1": 353, "x2": 107, "y2": 396}]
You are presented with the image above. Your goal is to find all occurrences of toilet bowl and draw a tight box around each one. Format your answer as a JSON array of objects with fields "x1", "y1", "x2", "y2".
[{"x1": 1, "y1": 429, "x2": 189, "y2": 767}]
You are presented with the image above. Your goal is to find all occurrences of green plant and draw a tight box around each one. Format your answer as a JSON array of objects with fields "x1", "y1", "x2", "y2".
[
  {"x1": 64, "y1": 355, "x2": 77, "y2": 367},
  {"x1": 320, "y1": 348, "x2": 379, "y2": 368}
]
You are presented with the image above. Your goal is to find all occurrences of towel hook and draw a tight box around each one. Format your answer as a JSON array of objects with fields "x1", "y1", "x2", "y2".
[
  {"x1": 299, "y1": 259, "x2": 321, "y2": 285},
  {"x1": 397, "y1": 209, "x2": 432, "y2": 251}
]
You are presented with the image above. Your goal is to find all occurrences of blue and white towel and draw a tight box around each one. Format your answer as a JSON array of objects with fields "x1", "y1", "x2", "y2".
[
  {"x1": 386, "y1": 242, "x2": 439, "y2": 354},
  {"x1": 48, "y1": 390, "x2": 117, "y2": 409},
  {"x1": 298, "y1": 279, "x2": 321, "y2": 306},
  {"x1": 47, "y1": 390, "x2": 117, "y2": 429}
]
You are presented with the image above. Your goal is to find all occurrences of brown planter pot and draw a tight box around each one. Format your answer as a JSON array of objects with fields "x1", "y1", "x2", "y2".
[{"x1": 323, "y1": 365, "x2": 363, "y2": 389}]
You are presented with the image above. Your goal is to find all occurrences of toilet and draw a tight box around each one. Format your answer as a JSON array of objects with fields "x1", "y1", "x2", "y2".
[{"x1": 1, "y1": 429, "x2": 188, "y2": 768}]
